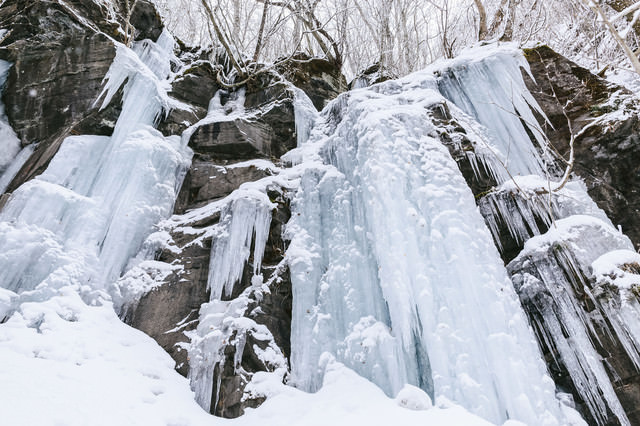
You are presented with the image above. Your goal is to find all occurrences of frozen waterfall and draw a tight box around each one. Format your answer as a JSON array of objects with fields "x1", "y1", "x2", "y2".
[
  {"x1": 283, "y1": 49, "x2": 569, "y2": 425},
  {"x1": 0, "y1": 30, "x2": 191, "y2": 304}
]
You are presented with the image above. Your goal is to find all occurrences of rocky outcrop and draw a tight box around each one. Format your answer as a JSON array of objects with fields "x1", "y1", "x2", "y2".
[
  {"x1": 124, "y1": 65, "x2": 298, "y2": 418},
  {"x1": 0, "y1": 0, "x2": 163, "y2": 193},
  {"x1": 508, "y1": 235, "x2": 640, "y2": 426},
  {"x1": 348, "y1": 62, "x2": 396, "y2": 90},
  {"x1": 276, "y1": 53, "x2": 347, "y2": 110},
  {"x1": 187, "y1": 77, "x2": 297, "y2": 162},
  {"x1": 523, "y1": 45, "x2": 640, "y2": 250}
]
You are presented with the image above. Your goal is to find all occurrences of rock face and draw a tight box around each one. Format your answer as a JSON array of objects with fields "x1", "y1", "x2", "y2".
[
  {"x1": 523, "y1": 45, "x2": 640, "y2": 249},
  {"x1": 124, "y1": 67, "x2": 298, "y2": 418},
  {"x1": 276, "y1": 54, "x2": 347, "y2": 110},
  {"x1": 348, "y1": 62, "x2": 396, "y2": 90},
  {"x1": 0, "y1": 0, "x2": 163, "y2": 193}
]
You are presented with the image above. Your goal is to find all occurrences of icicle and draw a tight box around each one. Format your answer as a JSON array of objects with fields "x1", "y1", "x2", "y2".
[
  {"x1": 292, "y1": 87, "x2": 318, "y2": 147},
  {"x1": 187, "y1": 291, "x2": 287, "y2": 413},
  {"x1": 207, "y1": 195, "x2": 273, "y2": 300},
  {"x1": 509, "y1": 216, "x2": 635, "y2": 426},
  {"x1": 0, "y1": 60, "x2": 21, "y2": 176},
  {"x1": 436, "y1": 49, "x2": 551, "y2": 178},
  {"x1": 0, "y1": 30, "x2": 192, "y2": 295},
  {"x1": 479, "y1": 177, "x2": 611, "y2": 251},
  {"x1": 592, "y1": 250, "x2": 640, "y2": 370}
]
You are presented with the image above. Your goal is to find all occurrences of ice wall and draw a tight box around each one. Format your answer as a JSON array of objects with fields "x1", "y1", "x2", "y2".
[{"x1": 285, "y1": 60, "x2": 567, "y2": 425}]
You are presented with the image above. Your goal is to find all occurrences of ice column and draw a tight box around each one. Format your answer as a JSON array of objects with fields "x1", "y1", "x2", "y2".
[{"x1": 287, "y1": 69, "x2": 566, "y2": 425}]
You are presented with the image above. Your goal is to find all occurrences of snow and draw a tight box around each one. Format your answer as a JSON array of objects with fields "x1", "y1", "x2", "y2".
[
  {"x1": 592, "y1": 250, "x2": 640, "y2": 290},
  {"x1": 0, "y1": 290, "x2": 214, "y2": 426},
  {"x1": 238, "y1": 360, "x2": 496, "y2": 426},
  {"x1": 0, "y1": 286, "x2": 504, "y2": 426}
]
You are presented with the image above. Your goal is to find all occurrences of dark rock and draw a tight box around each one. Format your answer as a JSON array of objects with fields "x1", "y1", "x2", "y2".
[
  {"x1": 124, "y1": 226, "x2": 214, "y2": 376},
  {"x1": 174, "y1": 161, "x2": 272, "y2": 214},
  {"x1": 276, "y1": 53, "x2": 347, "y2": 110},
  {"x1": 523, "y1": 45, "x2": 640, "y2": 249},
  {"x1": 124, "y1": 185, "x2": 292, "y2": 419},
  {"x1": 0, "y1": 0, "x2": 117, "y2": 146},
  {"x1": 348, "y1": 62, "x2": 396, "y2": 90},
  {"x1": 129, "y1": 0, "x2": 164, "y2": 42},
  {"x1": 170, "y1": 61, "x2": 219, "y2": 110},
  {"x1": 243, "y1": 70, "x2": 290, "y2": 110},
  {"x1": 188, "y1": 99, "x2": 296, "y2": 161},
  {"x1": 157, "y1": 106, "x2": 204, "y2": 137}
]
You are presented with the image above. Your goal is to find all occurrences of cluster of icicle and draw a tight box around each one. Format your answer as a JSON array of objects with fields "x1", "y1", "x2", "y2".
[
  {"x1": 0, "y1": 31, "x2": 191, "y2": 321},
  {"x1": 437, "y1": 49, "x2": 640, "y2": 426}
]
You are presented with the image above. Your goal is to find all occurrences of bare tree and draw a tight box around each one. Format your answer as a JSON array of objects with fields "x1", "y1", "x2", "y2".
[
  {"x1": 472, "y1": 0, "x2": 523, "y2": 41},
  {"x1": 578, "y1": 0, "x2": 640, "y2": 76}
]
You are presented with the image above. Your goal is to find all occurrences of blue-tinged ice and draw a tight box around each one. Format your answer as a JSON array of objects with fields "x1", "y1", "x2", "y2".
[
  {"x1": 436, "y1": 48, "x2": 550, "y2": 178},
  {"x1": 285, "y1": 53, "x2": 568, "y2": 425}
]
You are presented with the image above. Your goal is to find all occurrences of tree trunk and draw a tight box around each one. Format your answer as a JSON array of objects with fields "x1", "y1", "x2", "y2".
[{"x1": 473, "y1": 0, "x2": 489, "y2": 40}]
